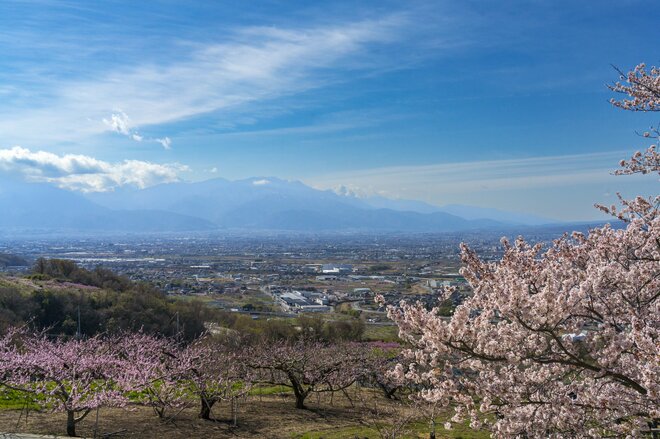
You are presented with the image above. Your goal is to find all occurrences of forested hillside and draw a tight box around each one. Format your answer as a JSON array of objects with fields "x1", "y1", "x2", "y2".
[{"x1": 0, "y1": 259, "x2": 209, "y2": 340}]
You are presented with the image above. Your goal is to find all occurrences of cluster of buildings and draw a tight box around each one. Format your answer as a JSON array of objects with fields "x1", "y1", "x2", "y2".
[{"x1": 268, "y1": 287, "x2": 332, "y2": 313}]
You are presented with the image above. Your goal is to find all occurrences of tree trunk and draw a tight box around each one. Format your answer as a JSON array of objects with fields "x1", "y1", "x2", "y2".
[
  {"x1": 291, "y1": 385, "x2": 307, "y2": 409},
  {"x1": 66, "y1": 410, "x2": 76, "y2": 437},
  {"x1": 288, "y1": 374, "x2": 308, "y2": 409},
  {"x1": 378, "y1": 382, "x2": 398, "y2": 400},
  {"x1": 199, "y1": 396, "x2": 216, "y2": 420},
  {"x1": 295, "y1": 393, "x2": 306, "y2": 409}
]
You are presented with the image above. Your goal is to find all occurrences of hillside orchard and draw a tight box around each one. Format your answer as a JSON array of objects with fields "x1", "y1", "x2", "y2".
[{"x1": 0, "y1": 330, "x2": 402, "y2": 437}]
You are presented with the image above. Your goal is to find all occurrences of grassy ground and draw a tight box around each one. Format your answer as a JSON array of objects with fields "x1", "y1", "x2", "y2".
[
  {"x1": 0, "y1": 389, "x2": 41, "y2": 411},
  {"x1": 363, "y1": 324, "x2": 400, "y2": 342},
  {"x1": 0, "y1": 386, "x2": 488, "y2": 438},
  {"x1": 297, "y1": 419, "x2": 492, "y2": 439},
  {"x1": 249, "y1": 384, "x2": 293, "y2": 396}
]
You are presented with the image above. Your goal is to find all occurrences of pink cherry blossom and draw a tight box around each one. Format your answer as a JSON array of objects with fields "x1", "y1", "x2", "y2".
[{"x1": 609, "y1": 63, "x2": 660, "y2": 112}]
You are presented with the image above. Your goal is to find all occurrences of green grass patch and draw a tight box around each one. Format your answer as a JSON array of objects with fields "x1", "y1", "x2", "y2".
[
  {"x1": 363, "y1": 324, "x2": 400, "y2": 342},
  {"x1": 249, "y1": 385, "x2": 293, "y2": 396},
  {"x1": 0, "y1": 388, "x2": 42, "y2": 410}
]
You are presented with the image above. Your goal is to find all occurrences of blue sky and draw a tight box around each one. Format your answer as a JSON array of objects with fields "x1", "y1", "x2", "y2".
[{"x1": 0, "y1": 0, "x2": 658, "y2": 220}]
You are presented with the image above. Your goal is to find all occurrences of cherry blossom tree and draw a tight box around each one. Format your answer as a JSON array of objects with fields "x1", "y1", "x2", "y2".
[
  {"x1": 248, "y1": 338, "x2": 368, "y2": 409},
  {"x1": 383, "y1": 65, "x2": 660, "y2": 438},
  {"x1": 1, "y1": 333, "x2": 129, "y2": 437}
]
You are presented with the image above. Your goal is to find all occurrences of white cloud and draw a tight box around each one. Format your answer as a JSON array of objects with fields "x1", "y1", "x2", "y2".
[
  {"x1": 0, "y1": 146, "x2": 187, "y2": 192},
  {"x1": 102, "y1": 111, "x2": 132, "y2": 136},
  {"x1": 252, "y1": 179, "x2": 270, "y2": 186},
  {"x1": 103, "y1": 110, "x2": 172, "y2": 149},
  {"x1": 156, "y1": 137, "x2": 171, "y2": 150},
  {"x1": 331, "y1": 184, "x2": 387, "y2": 198}
]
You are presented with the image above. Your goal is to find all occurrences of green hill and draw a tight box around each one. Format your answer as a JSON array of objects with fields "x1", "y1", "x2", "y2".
[{"x1": 0, "y1": 253, "x2": 28, "y2": 267}]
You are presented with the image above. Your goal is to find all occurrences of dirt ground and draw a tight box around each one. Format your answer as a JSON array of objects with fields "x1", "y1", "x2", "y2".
[{"x1": 0, "y1": 390, "x2": 416, "y2": 439}]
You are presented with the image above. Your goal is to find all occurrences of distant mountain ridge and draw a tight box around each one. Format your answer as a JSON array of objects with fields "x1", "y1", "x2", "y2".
[
  {"x1": 330, "y1": 185, "x2": 556, "y2": 224},
  {"x1": 433, "y1": 204, "x2": 553, "y2": 225},
  {"x1": 0, "y1": 176, "x2": 560, "y2": 233}
]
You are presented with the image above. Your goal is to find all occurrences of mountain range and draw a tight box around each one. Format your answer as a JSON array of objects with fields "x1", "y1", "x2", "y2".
[{"x1": 0, "y1": 177, "x2": 558, "y2": 233}]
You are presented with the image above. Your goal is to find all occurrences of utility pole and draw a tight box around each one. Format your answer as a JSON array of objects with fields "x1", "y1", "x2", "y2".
[
  {"x1": 176, "y1": 311, "x2": 180, "y2": 340},
  {"x1": 76, "y1": 305, "x2": 81, "y2": 339}
]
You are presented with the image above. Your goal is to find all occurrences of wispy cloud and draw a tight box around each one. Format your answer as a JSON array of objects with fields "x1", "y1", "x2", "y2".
[
  {"x1": 308, "y1": 151, "x2": 631, "y2": 198},
  {"x1": 0, "y1": 15, "x2": 407, "y2": 145},
  {"x1": 219, "y1": 108, "x2": 401, "y2": 138},
  {"x1": 0, "y1": 146, "x2": 187, "y2": 192}
]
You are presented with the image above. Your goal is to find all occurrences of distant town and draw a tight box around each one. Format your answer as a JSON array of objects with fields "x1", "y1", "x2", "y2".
[{"x1": 0, "y1": 229, "x2": 576, "y2": 336}]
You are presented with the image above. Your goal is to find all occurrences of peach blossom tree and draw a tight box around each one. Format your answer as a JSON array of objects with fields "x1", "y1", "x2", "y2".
[
  {"x1": 0, "y1": 333, "x2": 129, "y2": 437},
  {"x1": 174, "y1": 337, "x2": 251, "y2": 421},
  {"x1": 248, "y1": 338, "x2": 368, "y2": 409},
  {"x1": 117, "y1": 332, "x2": 190, "y2": 420}
]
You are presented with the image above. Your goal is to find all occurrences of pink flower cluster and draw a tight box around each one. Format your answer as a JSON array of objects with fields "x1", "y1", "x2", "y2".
[
  {"x1": 614, "y1": 145, "x2": 660, "y2": 177},
  {"x1": 609, "y1": 63, "x2": 660, "y2": 112}
]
